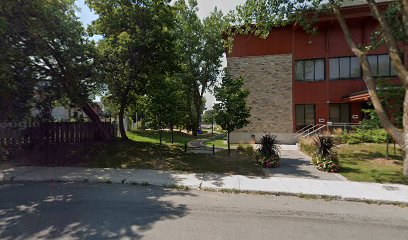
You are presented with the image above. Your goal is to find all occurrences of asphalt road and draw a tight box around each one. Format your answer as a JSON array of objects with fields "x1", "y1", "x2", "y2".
[{"x1": 1, "y1": 183, "x2": 408, "y2": 240}]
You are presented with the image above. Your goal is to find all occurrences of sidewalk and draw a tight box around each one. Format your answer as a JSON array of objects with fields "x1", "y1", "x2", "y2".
[
  {"x1": 187, "y1": 134, "x2": 224, "y2": 153},
  {"x1": 1, "y1": 166, "x2": 408, "y2": 204}
]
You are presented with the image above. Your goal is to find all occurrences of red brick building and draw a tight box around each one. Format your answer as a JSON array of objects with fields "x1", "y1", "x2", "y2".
[{"x1": 227, "y1": 1, "x2": 401, "y2": 143}]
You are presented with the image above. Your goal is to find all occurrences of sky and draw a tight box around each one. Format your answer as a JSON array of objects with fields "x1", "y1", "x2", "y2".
[{"x1": 74, "y1": 0, "x2": 246, "y2": 109}]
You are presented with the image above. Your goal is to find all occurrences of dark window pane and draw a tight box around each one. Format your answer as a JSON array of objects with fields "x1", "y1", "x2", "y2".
[
  {"x1": 305, "y1": 105, "x2": 315, "y2": 125},
  {"x1": 391, "y1": 61, "x2": 397, "y2": 76},
  {"x1": 304, "y1": 60, "x2": 314, "y2": 81},
  {"x1": 314, "y1": 59, "x2": 325, "y2": 80},
  {"x1": 378, "y1": 54, "x2": 390, "y2": 76},
  {"x1": 339, "y1": 57, "x2": 350, "y2": 79},
  {"x1": 340, "y1": 104, "x2": 350, "y2": 122},
  {"x1": 295, "y1": 61, "x2": 304, "y2": 80},
  {"x1": 350, "y1": 57, "x2": 361, "y2": 78},
  {"x1": 295, "y1": 105, "x2": 305, "y2": 126},
  {"x1": 329, "y1": 58, "x2": 339, "y2": 80},
  {"x1": 329, "y1": 104, "x2": 340, "y2": 122},
  {"x1": 368, "y1": 55, "x2": 378, "y2": 76}
]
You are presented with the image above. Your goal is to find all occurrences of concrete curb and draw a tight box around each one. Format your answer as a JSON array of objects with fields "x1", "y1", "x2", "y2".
[{"x1": 1, "y1": 167, "x2": 408, "y2": 205}]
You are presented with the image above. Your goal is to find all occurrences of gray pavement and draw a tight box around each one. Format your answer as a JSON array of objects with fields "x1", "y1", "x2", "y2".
[
  {"x1": 263, "y1": 150, "x2": 347, "y2": 181},
  {"x1": 1, "y1": 182, "x2": 408, "y2": 240},
  {"x1": 1, "y1": 166, "x2": 408, "y2": 204},
  {"x1": 187, "y1": 135, "x2": 224, "y2": 153}
]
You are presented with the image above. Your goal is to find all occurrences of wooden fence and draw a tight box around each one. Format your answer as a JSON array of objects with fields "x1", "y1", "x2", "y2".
[{"x1": 0, "y1": 122, "x2": 116, "y2": 146}]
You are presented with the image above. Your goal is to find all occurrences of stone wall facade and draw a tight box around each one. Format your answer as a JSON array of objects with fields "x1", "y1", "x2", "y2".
[{"x1": 227, "y1": 54, "x2": 294, "y2": 143}]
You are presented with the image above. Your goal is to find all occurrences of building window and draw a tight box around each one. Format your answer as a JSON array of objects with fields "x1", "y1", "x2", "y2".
[
  {"x1": 329, "y1": 56, "x2": 361, "y2": 80},
  {"x1": 367, "y1": 54, "x2": 397, "y2": 77},
  {"x1": 295, "y1": 104, "x2": 315, "y2": 128},
  {"x1": 295, "y1": 59, "x2": 325, "y2": 81},
  {"x1": 329, "y1": 103, "x2": 350, "y2": 123}
]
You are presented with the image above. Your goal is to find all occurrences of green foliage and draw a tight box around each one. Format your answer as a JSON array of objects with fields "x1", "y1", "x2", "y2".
[
  {"x1": 341, "y1": 128, "x2": 388, "y2": 144},
  {"x1": 101, "y1": 95, "x2": 119, "y2": 118},
  {"x1": 213, "y1": 70, "x2": 251, "y2": 134},
  {"x1": 225, "y1": 0, "x2": 328, "y2": 50},
  {"x1": 312, "y1": 135, "x2": 340, "y2": 173},
  {"x1": 237, "y1": 145, "x2": 255, "y2": 157},
  {"x1": 146, "y1": 76, "x2": 187, "y2": 130},
  {"x1": 255, "y1": 134, "x2": 280, "y2": 168},
  {"x1": 360, "y1": 109, "x2": 382, "y2": 130},
  {"x1": 88, "y1": 0, "x2": 178, "y2": 138},
  {"x1": 202, "y1": 110, "x2": 215, "y2": 125},
  {"x1": 377, "y1": 80, "x2": 404, "y2": 128},
  {"x1": 175, "y1": 0, "x2": 225, "y2": 134},
  {"x1": 1, "y1": 0, "x2": 99, "y2": 120}
]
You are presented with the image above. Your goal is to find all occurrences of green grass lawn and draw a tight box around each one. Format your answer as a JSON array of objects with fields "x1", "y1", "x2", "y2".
[
  {"x1": 204, "y1": 138, "x2": 228, "y2": 148},
  {"x1": 85, "y1": 139, "x2": 263, "y2": 176},
  {"x1": 203, "y1": 136, "x2": 251, "y2": 149},
  {"x1": 337, "y1": 143, "x2": 407, "y2": 184},
  {"x1": 127, "y1": 130, "x2": 212, "y2": 146}
]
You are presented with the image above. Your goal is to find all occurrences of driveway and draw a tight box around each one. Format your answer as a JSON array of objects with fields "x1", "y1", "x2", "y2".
[{"x1": 262, "y1": 147, "x2": 346, "y2": 181}]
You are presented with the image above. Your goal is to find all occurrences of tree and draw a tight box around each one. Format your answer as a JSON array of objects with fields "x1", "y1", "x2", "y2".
[
  {"x1": 175, "y1": 0, "x2": 225, "y2": 136},
  {"x1": 202, "y1": 109, "x2": 215, "y2": 125},
  {"x1": 0, "y1": 0, "x2": 102, "y2": 121},
  {"x1": 228, "y1": 0, "x2": 408, "y2": 176},
  {"x1": 88, "y1": 0, "x2": 178, "y2": 140},
  {"x1": 146, "y1": 75, "x2": 187, "y2": 145},
  {"x1": 214, "y1": 70, "x2": 251, "y2": 156}
]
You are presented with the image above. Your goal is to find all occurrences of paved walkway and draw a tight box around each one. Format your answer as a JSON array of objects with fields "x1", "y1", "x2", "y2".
[
  {"x1": 263, "y1": 150, "x2": 347, "y2": 181},
  {"x1": 1, "y1": 166, "x2": 408, "y2": 204},
  {"x1": 187, "y1": 140, "x2": 345, "y2": 181},
  {"x1": 187, "y1": 135, "x2": 224, "y2": 153}
]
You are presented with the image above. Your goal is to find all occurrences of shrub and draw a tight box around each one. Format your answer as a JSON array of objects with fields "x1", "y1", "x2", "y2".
[
  {"x1": 312, "y1": 135, "x2": 340, "y2": 173},
  {"x1": 255, "y1": 134, "x2": 280, "y2": 168},
  {"x1": 237, "y1": 145, "x2": 255, "y2": 157},
  {"x1": 237, "y1": 144, "x2": 246, "y2": 152},
  {"x1": 299, "y1": 137, "x2": 316, "y2": 157},
  {"x1": 342, "y1": 128, "x2": 387, "y2": 144},
  {"x1": 245, "y1": 145, "x2": 255, "y2": 156},
  {"x1": 331, "y1": 128, "x2": 344, "y2": 144}
]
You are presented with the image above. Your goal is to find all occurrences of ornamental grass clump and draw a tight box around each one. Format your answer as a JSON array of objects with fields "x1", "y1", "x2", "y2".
[
  {"x1": 313, "y1": 135, "x2": 340, "y2": 173},
  {"x1": 255, "y1": 134, "x2": 280, "y2": 168}
]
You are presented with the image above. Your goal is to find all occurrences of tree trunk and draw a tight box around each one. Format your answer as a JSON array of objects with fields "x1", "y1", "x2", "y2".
[
  {"x1": 227, "y1": 132, "x2": 231, "y2": 157},
  {"x1": 404, "y1": 145, "x2": 408, "y2": 176},
  {"x1": 159, "y1": 128, "x2": 163, "y2": 161},
  {"x1": 192, "y1": 127, "x2": 198, "y2": 136},
  {"x1": 403, "y1": 90, "x2": 408, "y2": 176},
  {"x1": 118, "y1": 104, "x2": 128, "y2": 140},
  {"x1": 81, "y1": 104, "x2": 112, "y2": 140},
  {"x1": 141, "y1": 116, "x2": 146, "y2": 130},
  {"x1": 192, "y1": 105, "x2": 201, "y2": 136},
  {"x1": 171, "y1": 125, "x2": 174, "y2": 144},
  {"x1": 330, "y1": 1, "x2": 403, "y2": 145}
]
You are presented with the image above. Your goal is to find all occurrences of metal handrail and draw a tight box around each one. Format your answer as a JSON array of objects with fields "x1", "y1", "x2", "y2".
[
  {"x1": 295, "y1": 124, "x2": 325, "y2": 138},
  {"x1": 327, "y1": 122, "x2": 361, "y2": 128},
  {"x1": 303, "y1": 124, "x2": 326, "y2": 137},
  {"x1": 295, "y1": 124, "x2": 314, "y2": 134},
  {"x1": 294, "y1": 125, "x2": 316, "y2": 138}
]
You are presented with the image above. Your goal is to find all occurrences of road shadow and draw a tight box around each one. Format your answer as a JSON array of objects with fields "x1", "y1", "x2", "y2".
[
  {"x1": 256, "y1": 150, "x2": 342, "y2": 180},
  {"x1": 0, "y1": 182, "x2": 195, "y2": 239}
]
